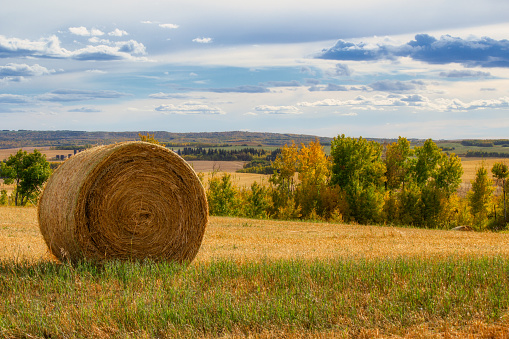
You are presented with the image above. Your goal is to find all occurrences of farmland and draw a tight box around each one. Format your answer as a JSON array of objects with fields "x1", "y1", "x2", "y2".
[{"x1": 1, "y1": 206, "x2": 509, "y2": 337}]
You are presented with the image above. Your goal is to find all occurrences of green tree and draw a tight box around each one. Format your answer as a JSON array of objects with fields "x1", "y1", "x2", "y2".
[
  {"x1": 330, "y1": 135, "x2": 386, "y2": 224},
  {"x1": 385, "y1": 136, "x2": 413, "y2": 191},
  {"x1": 1, "y1": 150, "x2": 52, "y2": 206},
  {"x1": 407, "y1": 139, "x2": 463, "y2": 228},
  {"x1": 243, "y1": 181, "x2": 270, "y2": 219},
  {"x1": 468, "y1": 164, "x2": 494, "y2": 229},
  {"x1": 206, "y1": 173, "x2": 240, "y2": 216},
  {"x1": 491, "y1": 161, "x2": 508, "y2": 223}
]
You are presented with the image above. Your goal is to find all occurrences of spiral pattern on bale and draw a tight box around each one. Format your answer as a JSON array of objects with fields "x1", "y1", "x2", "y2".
[{"x1": 38, "y1": 142, "x2": 208, "y2": 263}]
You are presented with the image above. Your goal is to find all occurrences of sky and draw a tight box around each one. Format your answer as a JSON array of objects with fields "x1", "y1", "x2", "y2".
[{"x1": 1, "y1": 1, "x2": 509, "y2": 139}]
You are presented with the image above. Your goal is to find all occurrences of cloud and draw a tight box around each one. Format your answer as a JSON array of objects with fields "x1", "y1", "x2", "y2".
[
  {"x1": 340, "y1": 112, "x2": 358, "y2": 116},
  {"x1": 0, "y1": 94, "x2": 32, "y2": 103},
  {"x1": 0, "y1": 63, "x2": 55, "y2": 78},
  {"x1": 38, "y1": 89, "x2": 130, "y2": 102},
  {"x1": 318, "y1": 34, "x2": 509, "y2": 68},
  {"x1": 439, "y1": 70, "x2": 491, "y2": 78},
  {"x1": 309, "y1": 83, "x2": 348, "y2": 92},
  {"x1": 255, "y1": 105, "x2": 301, "y2": 115},
  {"x1": 193, "y1": 37, "x2": 213, "y2": 44},
  {"x1": 0, "y1": 35, "x2": 146, "y2": 61},
  {"x1": 194, "y1": 85, "x2": 270, "y2": 93},
  {"x1": 331, "y1": 63, "x2": 352, "y2": 76},
  {"x1": 370, "y1": 80, "x2": 425, "y2": 92},
  {"x1": 0, "y1": 35, "x2": 70, "y2": 58},
  {"x1": 149, "y1": 92, "x2": 192, "y2": 99},
  {"x1": 265, "y1": 80, "x2": 301, "y2": 87},
  {"x1": 68, "y1": 106, "x2": 102, "y2": 112},
  {"x1": 159, "y1": 23, "x2": 179, "y2": 29},
  {"x1": 155, "y1": 102, "x2": 225, "y2": 115},
  {"x1": 69, "y1": 27, "x2": 104, "y2": 37},
  {"x1": 108, "y1": 29, "x2": 129, "y2": 37}
]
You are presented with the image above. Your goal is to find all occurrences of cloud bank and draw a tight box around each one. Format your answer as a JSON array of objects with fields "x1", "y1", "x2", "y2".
[
  {"x1": 318, "y1": 34, "x2": 509, "y2": 68},
  {"x1": 0, "y1": 35, "x2": 146, "y2": 61}
]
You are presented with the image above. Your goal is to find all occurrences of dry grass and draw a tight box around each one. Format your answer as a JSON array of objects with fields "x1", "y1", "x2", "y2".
[
  {"x1": 3, "y1": 206, "x2": 509, "y2": 264},
  {"x1": 2, "y1": 206, "x2": 509, "y2": 338}
]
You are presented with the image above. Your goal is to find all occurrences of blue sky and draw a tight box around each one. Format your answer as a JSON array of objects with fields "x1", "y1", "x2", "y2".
[{"x1": 1, "y1": 0, "x2": 509, "y2": 139}]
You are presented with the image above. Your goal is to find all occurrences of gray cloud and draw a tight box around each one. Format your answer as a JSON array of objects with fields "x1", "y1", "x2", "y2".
[
  {"x1": 318, "y1": 34, "x2": 509, "y2": 68},
  {"x1": 370, "y1": 80, "x2": 425, "y2": 92},
  {"x1": 38, "y1": 89, "x2": 130, "y2": 102},
  {"x1": 439, "y1": 70, "x2": 491, "y2": 78},
  {"x1": 68, "y1": 106, "x2": 102, "y2": 112},
  {"x1": 332, "y1": 63, "x2": 352, "y2": 76},
  {"x1": 265, "y1": 80, "x2": 301, "y2": 87},
  {"x1": 190, "y1": 85, "x2": 270, "y2": 93},
  {"x1": 0, "y1": 94, "x2": 32, "y2": 103}
]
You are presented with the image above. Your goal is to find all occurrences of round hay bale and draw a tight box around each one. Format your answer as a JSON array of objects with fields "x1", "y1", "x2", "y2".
[{"x1": 38, "y1": 141, "x2": 208, "y2": 263}]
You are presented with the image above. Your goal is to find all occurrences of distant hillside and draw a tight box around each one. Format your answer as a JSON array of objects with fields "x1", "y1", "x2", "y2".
[{"x1": 0, "y1": 130, "x2": 334, "y2": 149}]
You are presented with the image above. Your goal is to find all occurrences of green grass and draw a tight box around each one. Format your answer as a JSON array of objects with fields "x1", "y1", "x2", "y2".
[{"x1": 1, "y1": 257, "x2": 508, "y2": 338}]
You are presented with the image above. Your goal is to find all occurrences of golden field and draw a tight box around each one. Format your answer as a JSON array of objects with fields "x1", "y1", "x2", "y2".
[{"x1": 2, "y1": 206, "x2": 509, "y2": 264}]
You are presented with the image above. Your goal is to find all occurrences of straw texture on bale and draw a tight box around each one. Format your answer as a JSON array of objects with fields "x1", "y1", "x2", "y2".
[{"x1": 38, "y1": 142, "x2": 208, "y2": 263}]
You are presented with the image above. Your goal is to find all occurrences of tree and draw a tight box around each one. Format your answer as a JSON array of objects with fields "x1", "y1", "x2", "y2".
[
  {"x1": 1, "y1": 150, "x2": 52, "y2": 206},
  {"x1": 243, "y1": 181, "x2": 270, "y2": 219},
  {"x1": 138, "y1": 133, "x2": 165, "y2": 146},
  {"x1": 330, "y1": 134, "x2": 386, "y2": 190},
  {"x1": 269, "y1": 142, "x2": 300, "y2": 219},
  {"x1": 295, "y1": 139, "x2": 331, "y2": 218},
  {"x1": 491, "y1": 161, "x2": 508, "y2": 223},
  {"x1": 330, "y1": 135, "x2": 386, "y2": 224},
  {"x1": 468, "y1": 164, "x2": 494, "y2": 228},
  {"x1": 385, "y1": 137, "x2": 413, "y2": 191},
  {"x1": 206, "y1": 172, "x2": 240, "y2": 216}
]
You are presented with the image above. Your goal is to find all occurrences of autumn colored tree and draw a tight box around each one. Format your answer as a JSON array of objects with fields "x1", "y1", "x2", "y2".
[
  {"x1": 295, "y1": 139, "x2": 331, "y2": 218},
  {"x1": 138, "y1": 133, "x2": 166, "y2": 146},
  {"x1": 269, "y1": 142, "x2": 300, "y2": 219}
]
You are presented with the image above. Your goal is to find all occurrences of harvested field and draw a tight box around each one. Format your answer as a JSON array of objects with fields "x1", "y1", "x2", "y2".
[
  {"x1": 1, "y1": 206, "x2": 509, "y2": 338},
  {"x1": 2, "y1": 206, "x2": 509, "y2": 263}
]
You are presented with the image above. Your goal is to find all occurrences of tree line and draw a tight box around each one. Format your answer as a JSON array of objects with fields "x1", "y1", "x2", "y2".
[{"x1": 205, "y1": 136, "x2": 508, "y2": 230}]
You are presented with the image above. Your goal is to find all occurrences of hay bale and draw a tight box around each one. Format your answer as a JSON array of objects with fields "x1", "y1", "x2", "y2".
[{"x1": 38, "y1": 141, "x2": 208, "y2": 263}]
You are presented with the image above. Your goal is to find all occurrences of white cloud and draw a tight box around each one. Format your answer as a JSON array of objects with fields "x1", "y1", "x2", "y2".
[
  {"x1": 255, "y1": 105, "x2": 302, "y2": 114},
  {"x1": 192, "y1": 37, "x2": 213, "y2": 44},
  {"x1": 340, "y1": 112, "x2": 358, "y2": 116},
  {"x1": 0, "y1": 63, "x2": 55, "y2": 77},
  {"x1": 159, "y1": 23, "x2": 179, "y2": 29},
  {"x1": 0, "y1": 35, "x2": 71, "y2": 58},
  {"x1": 155, "y1": 103, "x2": 225, "y2": 115},
  {"x1": 108, "y1": 29, "x2": 129, "y2": 37},
  {"x1": 69, "y1": 26, "x2": 104, "y2": 37}
]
